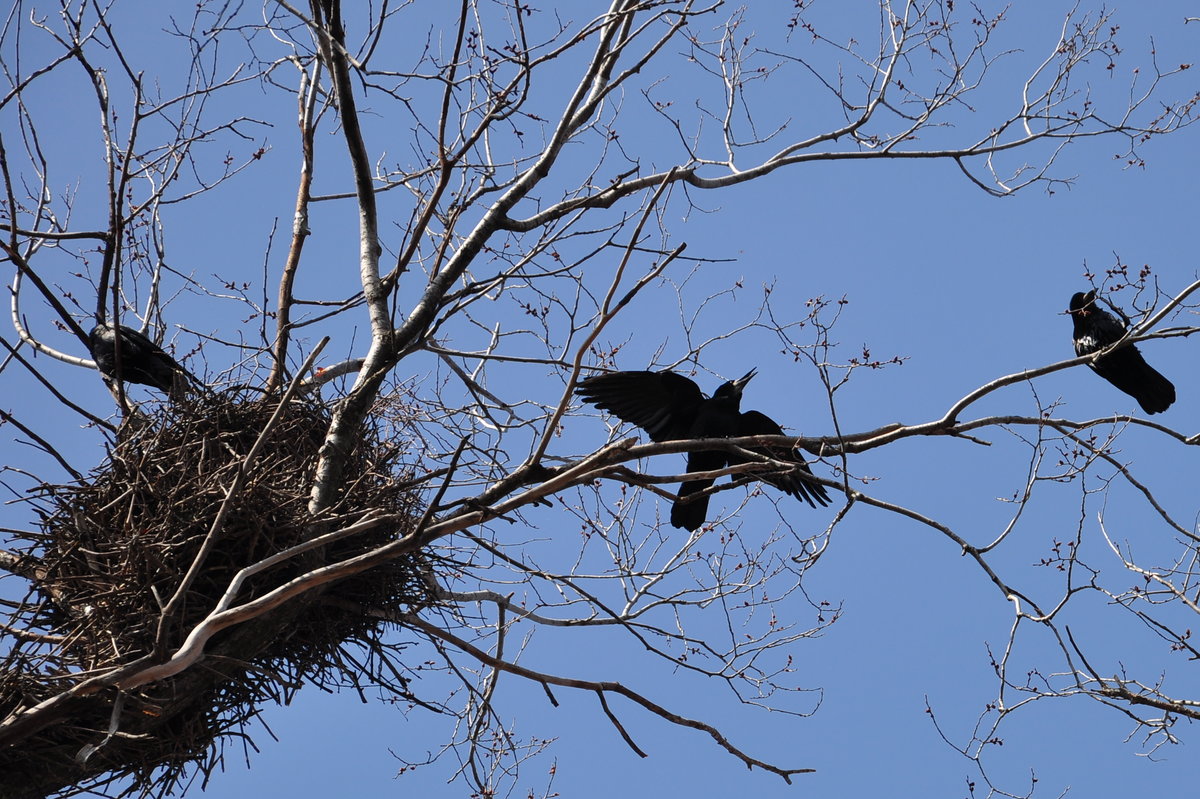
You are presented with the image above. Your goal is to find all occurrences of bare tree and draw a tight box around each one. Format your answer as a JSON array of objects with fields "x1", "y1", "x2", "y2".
[{"x1": 0, "y1": 1, "x2": 1197, "y2": 797}]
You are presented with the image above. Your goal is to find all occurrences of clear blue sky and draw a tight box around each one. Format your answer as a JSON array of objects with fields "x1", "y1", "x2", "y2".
[{"x1": 3, "y1": 2, "x2": 1199, "y2": 797}]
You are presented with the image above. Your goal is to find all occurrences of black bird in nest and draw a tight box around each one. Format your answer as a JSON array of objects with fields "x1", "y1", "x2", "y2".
[
  {"x1": 88, "y1": 322, "x2": 196, "y2": 398},
  {"x1": 575, "y1": 368, "x2": 831, "y2": 531},
  {"x1": 1067, "y1": 290, "x2": 1175, "y2": 415}
]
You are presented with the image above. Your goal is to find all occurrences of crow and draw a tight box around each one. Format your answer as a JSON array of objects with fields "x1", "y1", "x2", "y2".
[
  {"x1": 88, "y1": 322, "x2": 194, "y2": 397},
  {"x1": 575, "y1": 369, "x2": 830, "y2": 531},
  {"x1": 1067, "y1": 290, "x2": 1175, "y2": 415}
]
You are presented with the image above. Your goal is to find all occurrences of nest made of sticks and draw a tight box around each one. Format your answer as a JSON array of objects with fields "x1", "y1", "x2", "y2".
[{"x1": 0, "y1": 390, "x2": 433, "y2": 798}]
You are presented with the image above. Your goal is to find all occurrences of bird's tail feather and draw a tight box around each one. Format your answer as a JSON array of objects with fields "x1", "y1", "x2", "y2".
[
  {"x1": 1132, "y1": 367, "x2": 1175, "y2": 414},
  {"x1": 671, "y1": 479, "x2": 713, "y2": 531},
  {"x1": 1095, "y1": 349, "x2": 1176, "y2": 414}
]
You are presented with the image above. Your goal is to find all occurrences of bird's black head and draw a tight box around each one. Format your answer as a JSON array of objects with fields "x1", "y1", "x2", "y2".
[
  {"x1": 713, "y1": 368, "x2": 756, "y2": 400},
  {"x1": 1068, "y1": 290, "x2": 1096, "y2": 316}
]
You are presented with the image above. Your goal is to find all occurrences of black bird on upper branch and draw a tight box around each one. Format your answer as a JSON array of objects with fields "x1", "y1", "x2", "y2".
[
  {"x1": 88, "y1": 322, "x2": 195, "y2": 398},
  {"x1": 1067, "y1": 289, "x2": 1175, "y2": 415},
  {"x1": 575, "y1": 368, "x2": 831, "y2": 531}
]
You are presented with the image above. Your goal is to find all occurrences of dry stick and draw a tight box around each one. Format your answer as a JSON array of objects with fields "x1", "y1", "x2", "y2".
[
  {"x1": 1127, "y1": 277, "x2": 1200, "y2": 337},
  {"x1": 0, "y1": 408, "x2": 83, "y2": 481},
  {"x1": 154, "y1": 337, "x2": 329, "y2": 648},
  {"x1": 116, "y1": 530, "x2": 420, "y2": 688},
  {"x1": 209, "y1": 510, "x2": 387, "y2": 616},
  {"x1": 1096, "y1": 515, "x2": 1200, "y2": 618},
  {"x1": 456, "y1": 439, "x2": 637, "y2": 527},
  {"x1": 0, "y1": 138, "x2": 98, "y2": 357},
  {"x1": 1065, "y1": 623, "x2": 1197, "y2": 721},
  {"x1": 382, "y1": 0, "x2": 468, "y2": 289},
  {"x1": 0, "y1": 550, "x2": 35, "y2": 580},
  {"x1": 435, "y1": 350, "x2": 517, "y2": 423},
  {"x1": 265, "y1": 57, "x2": 321, "y2": 394},
  {"x1": 0, "y1": 334, "x2": 116, "y2": 431},
  {"x1": 420, "y1": 438, "x2": 469, "y2": 527},
  {"x1": 0, "y1": 619, "x2": 64, "y2": 645},
  {"x1": 317, "y1": 0, "x2": 385, "y2": 329},
  {"x1": 1069, "y1": 618, "x2": 1200, "y2": 722},
  {"x1": 98, "y1": 73, "x2": 147, "y2": 414},
  {"x1": 1, "y1": 132, "x2": 98, "y2": 351},
  {"x1": 845, "y1": 487, "x2": 1047, "y2": 619},
  {"x1": 1052, "y1": 422, "x2": 1200, "y2": 543},
  {"x1": 596, "y1": 690, "x2": 647, "y2": 758},
  {"x1": 441, "y1": 530, "x2": 735, "y2": 670},
  {"x1": 305, "y1": 0, "x2": 396, "y2": 515},
  {"x1": 529, "y1": 167, "x2": 683, "y2": 467},
  {"x1": 0, "y1": 240, "x2": 92, "y2": 348},
  {"x1": 0, "y1": 650, "x2": 158, "y2": 747},
  {"x1": 466, "y1": 599, "x2": 511, "y2": 787},
  {"x1": 403, "y1": 613, "x2": 813, "y2": 782}
]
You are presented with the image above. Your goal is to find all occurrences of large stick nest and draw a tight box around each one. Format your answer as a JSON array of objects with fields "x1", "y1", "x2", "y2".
[{"x1": 0, "y1": 392, "x2": 431, "y2": 798}]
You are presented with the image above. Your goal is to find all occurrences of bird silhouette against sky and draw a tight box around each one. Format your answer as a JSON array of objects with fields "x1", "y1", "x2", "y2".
[
  {"x1": 1067, "y1": 289, "x2": 1175, "y2": 415},
  {"x1": 88, "y1": 322, "x2": 194, "y2": 398},
  {"x1": 575, "y1": 368, "x2": 830, "y2": 531}
]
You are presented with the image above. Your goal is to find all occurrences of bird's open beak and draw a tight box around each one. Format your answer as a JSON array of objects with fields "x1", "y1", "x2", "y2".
[{"x1": 733, "y1": 368, "x2": 757, "y2": 390}]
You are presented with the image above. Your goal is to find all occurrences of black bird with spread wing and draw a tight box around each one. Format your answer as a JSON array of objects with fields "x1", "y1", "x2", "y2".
[
  {"x1": 575, "y1": 369, "x2": 830, "y2": 531},
  {"x1": 88, "y1": 322, "x2": 192, "y2": 397},
  {"x1": 1067, "y1": 290, "x2": 1175, "y2": 415}
]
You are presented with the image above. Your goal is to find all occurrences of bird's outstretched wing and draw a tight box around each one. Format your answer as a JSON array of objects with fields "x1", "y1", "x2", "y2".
[
  {"x1": 575, "y1": 370, "x2": 705, "y2": 442},
  {"x1": 735, "y1": 410, "x2": 831, "y2": 508}
]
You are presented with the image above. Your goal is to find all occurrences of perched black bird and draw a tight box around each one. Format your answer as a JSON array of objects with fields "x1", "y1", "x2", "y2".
[
  {"x1": 1067, "y1": 290, "x2": 1175, "y2": 415},
  {"x1": 88, "y1": 322, "x2": 189, "y2": 396},
  {"x1": 575, "y1": 369, "x2": 830, "y2": 531}
]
